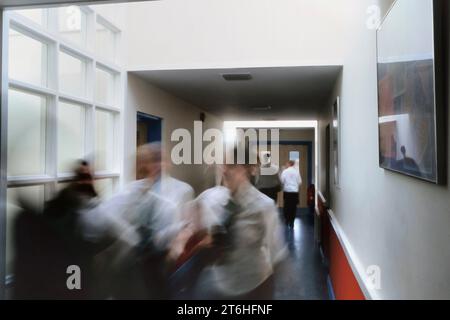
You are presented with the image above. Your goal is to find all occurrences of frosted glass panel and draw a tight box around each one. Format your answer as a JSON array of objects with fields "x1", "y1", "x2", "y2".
[
  {"x1": 6, "y1": 185, "x2": 45, "y2": 276},
  {"x1": 95, "y1": 68, "x2": 115, "y2": 106},
  {"x1": 95, "y1": 110, "x2": 114, "y2": 172},
  {"x1": 58, "y1": 101, "x2": 86, "y2": 173},
  {"x1": 59, "y1": 51, "x2": 86, "y2": 97},
  {"x1": 95, "y1": 178, "x2": 115, "y2": 199},
  {"x1": 9, "y1": 29, "x2": 48, "y2": 87},
  {"x1": 289, "y1": 151, "x2": 300, "y2": 161},
  {"x1": 96, "y1": 22, "x2": 116, "y2": 62},
  {"x1": 15, "y1": 9, "x2": 46, "y2": 26},
  {"x1": 7, "y1": 89, "x2": 47, "y2": 176},
  {"x1": 57, "y1": 6, "x2": 87, "y2": 47}
]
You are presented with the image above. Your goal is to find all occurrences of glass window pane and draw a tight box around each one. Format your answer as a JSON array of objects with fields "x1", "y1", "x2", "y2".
[
  {"x1": 95, "y1": 178, "x2": 115, "y2": 199},
  {"x1": 58, "y1": 101, "x2": 86, "y2": 173},
  {"x1": 95, "y1": 109, "x2": 115, "y2": 172},
  {"x1": 57, "y1": 6, "x2": 86, "y2": 47},
  {"x1": 289, "y1": 151, "x2": 300, "y2": 161},
  {"x1": 96, "y1": 21, "x2": 116, "y2": 62},
  {"x1": 95, "y1": 68, "x2": 115, "y2": 106},
  {"x1": 15, "y1": 8, "x2": 46, "y2": 26},
  {"x1": 9, "y1": 29, "x2": 48, "y2": 87},
  {"x1": 59, "y1": 51, "x2": 86, "y2": 97},
  {"x1": 7, "y1": 89, "x2": 47, "y2": 176},
  {"x1": 6, "y1": 185, "x2": 45, "y2": 276}
]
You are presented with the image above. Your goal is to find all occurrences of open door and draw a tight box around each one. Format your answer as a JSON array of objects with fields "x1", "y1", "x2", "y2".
[
  {"x1": 137, "y1": 112, "x2": 162, "y2": 147},
  {"x1": 277, "y1": 144, "x2": 310, "y2": 209},
  {"x1": 136, "y1": 112, "x2": 162, "y2": 179}
]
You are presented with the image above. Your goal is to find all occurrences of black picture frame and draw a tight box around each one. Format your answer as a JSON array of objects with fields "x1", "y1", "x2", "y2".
[
  {"x1": 332, "y1": 97, "x2": 340, "y2": 188},
  {"x1": 376, "y1": 0, "x2": 446, "y2": 184}
]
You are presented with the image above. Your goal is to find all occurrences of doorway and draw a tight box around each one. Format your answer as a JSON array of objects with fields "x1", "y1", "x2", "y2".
[
  {"x1": 224, "y1": 121, "x2": 318, "y2": 209},
  {"x1": 277, "y1": 141, "x2": 313, "y2": 210},
  {"x1": 136, "y1": 112, "x2": 162, "y2": 179},
  {"x1": 137, "y1": 112, "x2": 162, "y2": 147}
]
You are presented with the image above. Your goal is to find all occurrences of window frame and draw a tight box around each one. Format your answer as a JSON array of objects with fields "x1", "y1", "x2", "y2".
[
  {"x1": 95, "y1": 14, "x2": 120, "y2": 64},
  {"x1": 1, "y1": 8, "x2": 125, "y2": 281},
  {"x1": 58, "y1": 47, "x2": 90, "y2": 99},
  {"x1": 1, "y1": 6, "x2": 125, "y2": 284},
  {"x1": 57, "y1": 98, "x2": 89, "y2": 175},
  {"x1": 4, "y1": 8, "x2": 123, "y2": 185},
  {"x1": 49, "y1": 5, "x2": 90, "y2": 50}
]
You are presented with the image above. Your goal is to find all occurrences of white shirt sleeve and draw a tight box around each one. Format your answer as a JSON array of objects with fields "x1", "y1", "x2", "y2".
[{"x1": 280, "y1": 169, "x2": 286, "y2": 185}]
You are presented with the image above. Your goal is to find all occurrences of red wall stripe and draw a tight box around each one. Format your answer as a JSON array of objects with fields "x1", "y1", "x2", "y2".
[
  {"x1": 328, "y1": 226, "x2": 365, "y2": 300},
  {"x1": 318, "y1": 195, "x2": 365, "y2": 300}
]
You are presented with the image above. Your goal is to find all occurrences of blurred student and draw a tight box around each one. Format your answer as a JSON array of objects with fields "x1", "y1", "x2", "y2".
[
  {"x1": 95, "y1": 143, "x2": 193, "y2": 299},
  {"x1": 137, "y1": 143, "x2": 195, "y2": 208},
  {"x1": 190, "y1": 147, "x2": 286, "y2": 300},
  {"x1": 13, "y1": 160, "x2": 102, "y2": 299},
  {"x1": 280, "y1": 160, "x2": 302, "y2": 228}
]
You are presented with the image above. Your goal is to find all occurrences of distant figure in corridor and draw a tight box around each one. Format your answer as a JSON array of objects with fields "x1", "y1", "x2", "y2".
[{"x1": 281, "y1": 160, "x2": 302, "y2": 228}]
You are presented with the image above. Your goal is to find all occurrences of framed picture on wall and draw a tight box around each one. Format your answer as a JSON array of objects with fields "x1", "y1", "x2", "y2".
[
  {"x1": 376, "y1": 0, "x2": 445, "y2": 184},
  {"x1": 332, "y1": 97, "x2": 340, "y2": 188}
]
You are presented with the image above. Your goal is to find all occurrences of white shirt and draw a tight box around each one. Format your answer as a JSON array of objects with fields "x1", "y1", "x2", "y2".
[
  {"x1": 196, "y1": 182, "x2": 287, "y2": 296},
  {"x1": 89, "y1": 179, "x2": 178, "y2": 255},
  {"x1": 152, "y1": 175, "x2": 195, "y2": 230},
  {"x1": 281, "y1": 166, "x2": 302, "y2": 193},
  {"x1": 153, "y1": 175, "x2": 195, "y2": 208}
]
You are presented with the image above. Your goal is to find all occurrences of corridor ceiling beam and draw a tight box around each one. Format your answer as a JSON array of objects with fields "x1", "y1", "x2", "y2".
[{"x1": 0, "y1": 0, "x2": 157, "y2": 9}]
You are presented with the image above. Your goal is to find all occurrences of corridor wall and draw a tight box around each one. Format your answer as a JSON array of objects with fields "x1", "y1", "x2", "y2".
[
  {"x1": 125, "y1": 73, "x2": 222, "y2": 195},
  {"x1": 319, "y1": 0, "x2": 450, "y2": 299}
]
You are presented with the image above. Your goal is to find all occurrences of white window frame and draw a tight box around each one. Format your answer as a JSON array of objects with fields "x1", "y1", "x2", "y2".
[
  {"x1": 58, "y1": 46, "x2": 90, "y2": 99},
  {"x1": 95, "y1": 14, "x2": 120, "y2": 64},
  {"x1": 1, "y1": 6, "x2": 125, "y2": 283}
]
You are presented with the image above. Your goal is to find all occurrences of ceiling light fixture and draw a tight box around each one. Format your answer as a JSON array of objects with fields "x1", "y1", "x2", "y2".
[
  {"x1": 222, "y1": 73, "x2": 252, "y2": 81},
  {"x1": 251, "y1": 106, "x2": 272, "y2": 111}
]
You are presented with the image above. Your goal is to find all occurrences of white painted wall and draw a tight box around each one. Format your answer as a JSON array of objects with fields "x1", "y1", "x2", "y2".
[
  {"x1": 89, "y1": 3, "x2": 128, "y2": 66},
  {"x1": 126, "y1": 73, "x2": 222, "y2": 194},
  {"x1": 123, "y1": 0, "x2": 349, "y2": 70},
  {"x1": 319, "y1": 0, "x2": 450, "y2": 299}
]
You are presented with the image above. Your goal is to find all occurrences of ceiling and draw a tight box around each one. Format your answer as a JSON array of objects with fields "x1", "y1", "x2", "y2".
[
  {"x1": 132, "y1": 66, "x2": 342, "y2": 120},
  {"x1": 0, "y1": 0, "x2": 153, "y2": 9}
]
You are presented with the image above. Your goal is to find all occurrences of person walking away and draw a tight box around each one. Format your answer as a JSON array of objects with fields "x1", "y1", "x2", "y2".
[{"x1": 280, "y1": 160, "x2": 302, "y2": 229}]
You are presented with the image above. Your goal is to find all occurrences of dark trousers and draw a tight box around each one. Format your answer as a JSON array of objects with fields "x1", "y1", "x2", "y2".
[{"x1": 283, "y1": 192, "x2": 299, "y2": 227}]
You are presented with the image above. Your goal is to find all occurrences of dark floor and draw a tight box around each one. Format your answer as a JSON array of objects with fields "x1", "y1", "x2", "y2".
[{"x1": 273, "y1": 209, "x2": 330, "y2": 300}]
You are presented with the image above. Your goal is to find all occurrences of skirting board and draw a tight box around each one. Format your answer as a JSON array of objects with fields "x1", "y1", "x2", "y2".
[{"x1": 327, "y1": 209, "x2": 381, "y2": 300}]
